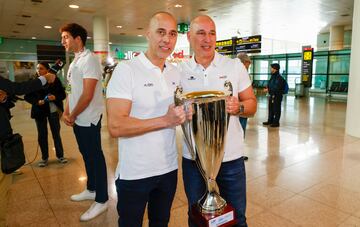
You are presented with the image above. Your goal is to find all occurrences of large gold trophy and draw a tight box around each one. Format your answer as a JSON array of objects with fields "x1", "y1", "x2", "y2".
[{"x1": 175, "y1": 81, "x2": 237, "y2": 227}]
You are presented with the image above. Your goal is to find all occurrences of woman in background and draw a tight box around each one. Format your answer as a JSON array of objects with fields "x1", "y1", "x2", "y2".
[{"x1": 25, "y1": 62, "x2": 67, "y2": 167}]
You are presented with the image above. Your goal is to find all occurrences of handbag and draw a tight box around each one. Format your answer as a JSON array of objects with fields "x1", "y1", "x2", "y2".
[{"x1": 0, "y1": 133, "x2": 25, "y2": 174}]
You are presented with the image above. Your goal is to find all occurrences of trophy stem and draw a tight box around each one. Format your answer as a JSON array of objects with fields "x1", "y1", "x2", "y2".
[{"x1": 198, "y1": 189, "x2": 227, "y2": 214}]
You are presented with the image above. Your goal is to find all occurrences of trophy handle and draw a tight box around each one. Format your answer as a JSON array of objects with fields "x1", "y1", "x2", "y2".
[
  {"x1": 224, "y1": 80, "x2": 233, "y2": 96},
  {"x1": 174, "y1": 86, "x2": 198, "y2": 160}
]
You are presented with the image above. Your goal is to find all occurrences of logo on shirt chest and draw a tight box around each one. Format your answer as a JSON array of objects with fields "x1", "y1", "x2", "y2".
[
  {"x1": 187, "y1": 75, "x2": 197, "y2": 80},
  {"x1": 219, "y1": 75, "x2": 227, "y2": 79},
  {"x1": 144, "y1": 83, "x2": 154, "y2": 87}
]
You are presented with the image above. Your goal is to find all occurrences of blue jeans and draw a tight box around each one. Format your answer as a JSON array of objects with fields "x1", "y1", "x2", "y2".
[
  {"x1": 182, "y1": 157, "x2": 247, "y2": 227},
  {"x1": 116, "y1": 170, "x2": 177, "y2": 227},
  {"x1": 239, "y1": 117, "x2": 248, "y2": 138},
  {"x1": 73, "y1": 117, "x2": 108, "y2": 203}
]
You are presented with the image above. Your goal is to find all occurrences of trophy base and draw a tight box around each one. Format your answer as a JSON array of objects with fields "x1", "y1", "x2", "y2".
[{"x1": 190, "y1": 204, "x2": 237, "y2": 227}]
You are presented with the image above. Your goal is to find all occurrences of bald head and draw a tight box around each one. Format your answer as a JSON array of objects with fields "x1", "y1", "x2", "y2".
[
  {"x1": 148, "y1": 12, "x2": 177, "y2": 30},
  {"x1": 189, "y1": 15, "x2": 216, "y2": 33},
  {"x1": 187, "y1": 15, "x2": 217, "y2": 67},
  {"x1": 145, "y1": 11, "x2": 178, "y2": 66}
]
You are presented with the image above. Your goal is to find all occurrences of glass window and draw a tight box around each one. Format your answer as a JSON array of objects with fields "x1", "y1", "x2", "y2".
[{"x1": 329, "y1": 55, "x2": 350, "y2": 74}]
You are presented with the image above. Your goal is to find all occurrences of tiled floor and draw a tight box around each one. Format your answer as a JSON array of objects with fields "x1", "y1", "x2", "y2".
[{"x1": 6, "y1": 94, "x2": 360, "y2": 227}]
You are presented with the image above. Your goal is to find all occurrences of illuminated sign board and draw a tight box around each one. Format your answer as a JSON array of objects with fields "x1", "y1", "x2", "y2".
[
  {"x1": 215, "y1": 39, "x2": 233, "y2": 56},
  {"x1": 216, "y1": 35, "x2": 261, "y2": 56},
  {"x1": 177, "y1": 23, "x2": 189, "y2": 34},
  {"x1": 301, "y1": 46, "x2": 314, "y2": 88}
]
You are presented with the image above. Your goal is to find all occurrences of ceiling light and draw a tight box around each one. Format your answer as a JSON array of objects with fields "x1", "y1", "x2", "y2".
[
  {"x1": 116, "y1": 25, "x2": 122, "y2": 28},
  {"x1": 31, "y1": 37, "x2": 36, "y2": 39},
  {"x1": 109, "y1": 42, "x2": 112, "y2": 44},
  {"x1": 87, "y1": 36, "x2": 92, "y2": 39},
  {"x1": 137, "y1": 35, "x2": 143, "y2": 37},
  {"x1": 175, "y1": 4, "x2": 182, "y2": 8},
  {"x1": 69, "y1": 4, "x2": 79, "y2": 9},
  {"x1": 44, "y1": 25, "x2": 52, "y2": 29}
]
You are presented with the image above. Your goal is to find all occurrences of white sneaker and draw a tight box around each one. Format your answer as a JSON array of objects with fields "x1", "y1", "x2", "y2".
[
  {"x1": 80, "y1": 201, "x2": 108, "y2": 221},
  {"x1": 70, "y1": 189, "x2": 96, "y2": 202}
]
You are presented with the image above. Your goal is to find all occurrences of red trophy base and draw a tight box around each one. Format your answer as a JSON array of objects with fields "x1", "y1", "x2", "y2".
[{"x1": 190, "y1": 204, "x2": 238, "y2": 227}]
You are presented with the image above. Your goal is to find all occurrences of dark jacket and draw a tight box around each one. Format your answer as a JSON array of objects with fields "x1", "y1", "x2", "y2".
[
  {"x1": 0, "y1": 99, "x2": 15, "y2": 140},
  {"x1": 268, "y1": 71, "x2": 285, "y2": 96},
  {"x1": 0, "y1": 77, "x2": 44, "y2": 141},
  {"x1": 0, "y1": 76, "x2": 43, "y2": 96},
  {"x1": 24, "y1": 77, "x2": 65, "y2": 119}
]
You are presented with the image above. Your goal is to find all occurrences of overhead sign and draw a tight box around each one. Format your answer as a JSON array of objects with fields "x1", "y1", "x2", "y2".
[
  {"x1": 301, "y1": 46, "x2": 314, "y2": 88},
  {"x1": 235, "y1": 35, "x2": 261, "y2": 54},
  {"x1": 177, "y1": 23, "x2": 189, "y2": 34},
  {"x1": 216, "y1": 35, "x2": 261, "y2": 56},
  {"x1": 215, "y1": 39, "x2": 233, "y2": 56}
]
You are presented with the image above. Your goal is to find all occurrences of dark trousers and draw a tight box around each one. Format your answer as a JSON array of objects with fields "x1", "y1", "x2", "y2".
[
  {"x1": 35, "y1": 112, "x2": 64, "y2": 160},
  {"x1": 182, "y1": 157, "x2": 247, "y2": 227},
  {"x1": 267, "y1": 94, "x2": 283, "y2": 124},
  {"x1": 116, "y1": 170, "x2": 178, "y2": 227},
  {"x1": 73, "y1": 118, "x2": 108, "y2": 203}
]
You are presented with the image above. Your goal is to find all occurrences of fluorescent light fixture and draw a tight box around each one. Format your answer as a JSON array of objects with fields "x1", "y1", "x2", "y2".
[
  {"x1": 69, "y1": 4, "x2": 79, "y2": 9},
  {"x1": 44, "y1": 25, "x2": 52, "y2": 29},
  {"x1": 31, "y1": 37, "x2": 36, "y2": 39},
  {"x1": 109, "y1": 42, "x2": 113, "y2": 44},
  {"x1": 116, "y1": 25, "x2": 123, "y2": 28},
  {"x1": 137, "y1": 34, "x2": 143, "y2": 37},
  {"x1": 87, "y1": 36, "x2": 92, "y2": 39},
  {"x1": 175, "y1": 4, "x2": 182, "y2": 8}
]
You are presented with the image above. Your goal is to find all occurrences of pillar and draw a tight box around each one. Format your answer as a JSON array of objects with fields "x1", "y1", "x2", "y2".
[
  {"x1": 93, "y1": 16, "x2": 109, "y2": 65},
  {"x1": 329, "y1": 25, "x2": 344, "y2": 50},
  {"x1": 345, "y1": 0, "x2": 360, "y2": 137}
]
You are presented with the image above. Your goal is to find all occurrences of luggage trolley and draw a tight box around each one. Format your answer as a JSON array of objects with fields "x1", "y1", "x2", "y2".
[{"x1": 295, "y1": 78, "x2": 304, "y2": 98}]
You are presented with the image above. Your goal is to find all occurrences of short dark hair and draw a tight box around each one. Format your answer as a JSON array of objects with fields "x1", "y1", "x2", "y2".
[
  {"x1": 38, "y1": 61, "x2": 50, "y2": 70},
  {"x1": 60, "y1": 23, "x2": 87, "y2": 46}
]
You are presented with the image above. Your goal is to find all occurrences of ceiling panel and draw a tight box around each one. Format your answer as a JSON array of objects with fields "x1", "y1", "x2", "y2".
[{"x1": 0, "y1": 0, "x2": 354, "y2": 46}]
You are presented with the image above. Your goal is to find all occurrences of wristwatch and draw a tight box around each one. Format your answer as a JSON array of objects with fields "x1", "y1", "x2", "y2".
[{"x1": 239, "y1": 104, "x2": 245, "y2": 115}]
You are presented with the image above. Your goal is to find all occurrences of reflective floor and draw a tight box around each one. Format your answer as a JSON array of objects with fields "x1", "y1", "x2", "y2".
[{"x1": 6, "y1": 95, "x2": 360, "y2": 227}]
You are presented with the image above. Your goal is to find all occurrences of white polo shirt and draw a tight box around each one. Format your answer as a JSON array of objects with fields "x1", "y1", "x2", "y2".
[
  {"x1": 67, "y1": 48, "x2": 104, "y2": 126},
  {"x1": 106, "y1": 52, "x2": 180, "y2": 180},
  {"x1": 178, "y1": 52, "x2": 251, "y2": 162}
]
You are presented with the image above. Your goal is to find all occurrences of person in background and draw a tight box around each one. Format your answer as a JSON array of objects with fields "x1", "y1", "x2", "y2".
[
  {"x1": 178, "y1": 15, "x2": 257, "y2": 227},
  {"x1": 263, "y1": 63, "x2": 285, "y2": 127},
  {"x1": 24, "y1": 62, "x2": 67, "y2": 167},
  {"x1": 106, "y1": 12, "x2": 186, "y2": 227},
  {"x1": 60, "y1": 23, "x2": 108, "y2": 221},
  {"x1": 0, "y1": 73, "x2": 55, "y2": 227},
  {"x1": 237, "y1": 52, "x2": 252, "y2": 161}
]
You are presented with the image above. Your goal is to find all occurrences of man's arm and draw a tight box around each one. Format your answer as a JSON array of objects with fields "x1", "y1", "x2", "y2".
[
  {"x1": 226, "y1": 86, "x2": 257, "y2": 117},
  {"x1": 107, "y1": 98, "x2": 186, "y2": 138},
  {"x1": 0, "y1": 73, "x2": 55, "y2": 96},
  {"x1": 68, "y1": 78, "x2": 97, "y2": 123}
]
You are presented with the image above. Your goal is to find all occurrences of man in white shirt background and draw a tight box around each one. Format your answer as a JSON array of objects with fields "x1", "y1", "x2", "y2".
[{"x1": 60, "y1": 23, "x2": 108, "y2": 222}]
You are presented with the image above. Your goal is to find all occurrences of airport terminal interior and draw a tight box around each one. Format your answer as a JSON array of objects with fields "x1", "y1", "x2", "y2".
[{"x1": 1, "y1": 0, "x2": 360, "y2": 226}]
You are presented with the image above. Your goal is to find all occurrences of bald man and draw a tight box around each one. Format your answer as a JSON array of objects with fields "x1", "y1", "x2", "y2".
[
  {"x1": 178, "y1": 15, "x2": 257, "y2": 227},
  {"x1": 106, "y1": 12, "x2": 186, "y2": 226}
]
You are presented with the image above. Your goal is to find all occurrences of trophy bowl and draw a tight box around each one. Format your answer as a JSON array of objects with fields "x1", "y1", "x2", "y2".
[{"x1": 175, "y1": 81, "x2": 237, "y2": 226}]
